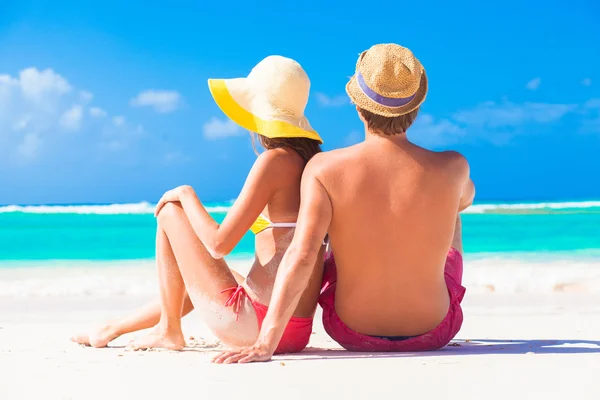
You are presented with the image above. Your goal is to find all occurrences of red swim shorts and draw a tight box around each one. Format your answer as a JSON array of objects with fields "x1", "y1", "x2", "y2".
[{"x1": 318, "y1": 248, "x2": 466, "y2": 352}]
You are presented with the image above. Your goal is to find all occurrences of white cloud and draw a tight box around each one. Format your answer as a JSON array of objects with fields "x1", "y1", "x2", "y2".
[
  {"x1": 101, "y1": 139, "x2": 126, "y2": 152},
  {"x1": 315, "y1": 92, "x2": 348, "y2": 107},
  {"x1": 453, "y1": 100, "x2": 576, "y2": 129},
  {"x1": 89, "y1": 107, "x2": 107, "y2": 118},
  {"x1": 581, "y1": 98, "x2": 600, "y2": 133},
  {"x1": 408, "y1": 113, "x2": 466, "y2": 147},
  {"x1": 203, "y1": 117, "x2": 242, "y2": 139},
  {"x1": 59, "y1": 105, "x2": 83, "y2": 130},
  {"x1": 130, "y1": 90, "x2": 182, "y2": 113},
  {"x1": 99, "y1": 121, "x2": 147, "y2": 155},
  {"x1": 17, "y1": 133, "x2": 42, "y2": 159},
  {"x1": 0, "y1": 76, "x2": 16, "y2": 98},
  {"x1": 112, "y1": 116, "x2": 125, "y2": 126},
  {"x1": 164, "y1": 151, "x2": 192, "y2": 164},
  {"x1": 12, "y1": 114, "x2": 32, "y2": 132},
  {"x1": 0, "y1": 68, "x2": 76, "y2": 160},
  {"x1": 343, "y1": 131, "x2": 362, "y2": 146},
  {"x1": 584, "y1": 98, "x2": 600, "y2": 109},
  {"x1": 581, "y1": 116, "x2": 600, "y2": 133},
  {"x1": 582, "y1": 78, "x2": 592, "y2": 87},
  {"x1": 526, "y1": 78, "x2": 541, "y2": 91},
  {"x1": 0, "y1": 75, "x2": 18, "y2": 105},
  {"x1": 79, "y1": 90, "x2": 94, "y2": 103},
  {"x1": 406, "y1": 99, "x2": 581, "y2": 147},
  {"x1": 18, "y1": 67, "x2": 72, "y2": 102},
  {"x1": 0, "y1": 74, "x2": 17, "y2": 85},
  {"x1": 0, "y1": 67, "x2": 145, "y2": 162}
]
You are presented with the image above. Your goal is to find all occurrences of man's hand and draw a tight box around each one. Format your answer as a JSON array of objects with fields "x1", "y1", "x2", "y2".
[
  {"x1": 211, "y1": 342, "x2": 275, "y2": 364},
  {"x1": 154, "y1": 185, "x2": 194, "y2": 216}
]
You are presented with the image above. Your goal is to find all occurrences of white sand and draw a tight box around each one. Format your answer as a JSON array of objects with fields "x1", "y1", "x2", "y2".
[{"x1": 1, "y1": 293, "x2": 599, "y2": 400}]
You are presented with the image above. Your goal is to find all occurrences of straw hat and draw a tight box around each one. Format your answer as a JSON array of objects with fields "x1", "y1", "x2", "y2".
[
  {"x1": 346, "y1": 44, "x2": 428, "y2": 117},
  {"x1": 208, "y1": 56, "x2": 322, "y2": 143}
]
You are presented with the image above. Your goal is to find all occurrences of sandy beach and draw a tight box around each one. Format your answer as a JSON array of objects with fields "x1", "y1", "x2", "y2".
[{"x1": 1, "y1": 291, "x2": 599, "y2": 400}]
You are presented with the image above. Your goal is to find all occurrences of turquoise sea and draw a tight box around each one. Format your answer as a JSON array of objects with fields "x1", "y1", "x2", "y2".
[
  {"x1": 1, "y1": 200, "x2": 599, "y2": 262},
  {"x1": 1, "y1": 200, "x2": 599, "y2": 296}
]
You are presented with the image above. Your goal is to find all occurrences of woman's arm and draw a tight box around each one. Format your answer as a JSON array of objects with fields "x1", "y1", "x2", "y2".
[
  {"x1": 212, "y1": 154, "x2": 333, "y2": 363},
  {"x1": 174, "y1": 150, "x2": 293, "y2": 259}
]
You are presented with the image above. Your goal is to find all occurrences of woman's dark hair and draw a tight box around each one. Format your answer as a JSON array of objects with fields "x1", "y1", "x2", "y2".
[{"x1": 251, "y1": 133, "x2": 322, "y2": 163}]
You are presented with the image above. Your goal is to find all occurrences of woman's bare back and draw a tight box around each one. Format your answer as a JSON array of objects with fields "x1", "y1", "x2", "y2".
[{"x1": 243, "y1": 148, "x2": 324, "y2": 318}]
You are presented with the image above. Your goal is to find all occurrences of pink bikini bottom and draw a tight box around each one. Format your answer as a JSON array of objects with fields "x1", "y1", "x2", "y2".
[{"x1": 221, "y1": 286, "x2": 313, "y2": 354}]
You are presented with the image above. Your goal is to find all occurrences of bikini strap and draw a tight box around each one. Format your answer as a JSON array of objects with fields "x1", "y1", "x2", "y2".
[
  {"x1": 268, "y1": 222, "x2": 297, "y2": 228},
  {"x1": 221, "y1": 286, "x2": 248, "y2": 321}
]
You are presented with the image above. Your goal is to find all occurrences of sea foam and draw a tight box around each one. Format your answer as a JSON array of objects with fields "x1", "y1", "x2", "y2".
[
  {"x1": 1, "y1": 257, "x2": 599, "y2": 297},
  {"x1": 0, "y1": 202, "x2": 232, "y2": 214},
  {"x1": 1, "y1": 200, "x2": 599, "y2": 215},
  {"x1": 466, "y1": 201, "x2": 600, "y2": 214}
]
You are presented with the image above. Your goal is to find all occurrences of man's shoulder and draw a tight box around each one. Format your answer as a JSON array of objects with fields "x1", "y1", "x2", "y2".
[
  {"x1": 305, "y1": 147, "x2": 354, "y2": 176},
  {"x1": 434, "y1": 150, "x2": 470, "y2": 176},
  {"x1": 434, "y1": 149, "x2": 467, "y2": 161}
]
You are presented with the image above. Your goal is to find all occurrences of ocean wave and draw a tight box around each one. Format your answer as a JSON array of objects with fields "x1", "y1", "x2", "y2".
[
  {"x1": 0, "y1": 259, "x2": 248, "y2": 297},
  {"x1": 464, "y1": 201, "x2": 600, "y2": 214},
  {"x1": 1, "y1": 200, "x2": 599, "y2": 215},
  {"x1": 465, "y1": 258, "x2": 600, "y2": 294},
  {"x1": 1, "y1": 258, "x2": 599, "y2": 297},
  {"x1": 0, "y1": 202, "x2": 232, "y2": 214}
]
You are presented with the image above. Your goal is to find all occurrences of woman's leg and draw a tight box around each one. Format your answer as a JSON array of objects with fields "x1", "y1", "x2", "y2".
[
  {"x1": 72, "y1": 216, "x2": 247, "y2": 348},
  {"x1": 70, "y1": 298, "x2": 195, "y2": 348},
  {"x1": 71, "y1": 227, "x2": 195, "y2": 347},
  {"x1": 128, "y1": 202, "x2": 259, "y2": 350}
]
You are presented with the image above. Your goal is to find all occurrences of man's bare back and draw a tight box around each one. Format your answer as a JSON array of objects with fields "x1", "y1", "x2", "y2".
[{"x1": 314, "y1": 135, "x2": 473, "y2": 336}]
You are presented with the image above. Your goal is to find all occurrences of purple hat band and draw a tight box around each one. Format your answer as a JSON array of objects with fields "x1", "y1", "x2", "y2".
[{"x1": 356, "y1": 71, "x2": 417, "y2": 108}]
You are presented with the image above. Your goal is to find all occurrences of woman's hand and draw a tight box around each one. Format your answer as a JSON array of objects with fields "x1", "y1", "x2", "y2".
[
  {"x1": 154, "y1": 185, "x2": 194, "y2": 216},
  {"x1": 211, "y1": 342, "x2": 275, "y2": 364}
]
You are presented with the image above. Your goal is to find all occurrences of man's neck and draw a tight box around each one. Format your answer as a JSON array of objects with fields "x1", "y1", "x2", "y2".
[{"x1": 364, "y1": 129, "x2": 410, "y2": 146}]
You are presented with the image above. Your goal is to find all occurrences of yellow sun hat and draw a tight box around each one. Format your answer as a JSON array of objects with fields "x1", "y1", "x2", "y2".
[{"x1": 208, "y1": 56, "x2": 323, "y2": 143}]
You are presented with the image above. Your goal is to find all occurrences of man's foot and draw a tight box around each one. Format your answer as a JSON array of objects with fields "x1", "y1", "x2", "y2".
[
  {"x1": 127, "y1": 327, "x2": 185, "y2": 351},
  {"x1": 71, "y1": 324, "x2": 120, "y2": 348}
]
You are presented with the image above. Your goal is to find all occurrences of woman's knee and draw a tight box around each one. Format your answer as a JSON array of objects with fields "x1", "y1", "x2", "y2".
[{"x1": 157, "y1": 201, "x2": 184, "y2": 227}]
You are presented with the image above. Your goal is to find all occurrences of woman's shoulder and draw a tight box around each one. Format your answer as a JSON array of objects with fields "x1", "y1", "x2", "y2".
[
  {"x1": 256, "y1": 147, "x2": 305, "y2": 169},
  {"x1": 248, "y1": 148, "x2": 304, "y2": 185}
]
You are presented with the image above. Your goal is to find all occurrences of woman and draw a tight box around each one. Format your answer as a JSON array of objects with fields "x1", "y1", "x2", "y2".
[{"x1": 72, "y1": 55, "x2": 325, "y2": 354}]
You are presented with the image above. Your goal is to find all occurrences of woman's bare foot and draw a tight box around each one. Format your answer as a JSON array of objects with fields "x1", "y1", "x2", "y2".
[
  {"x1": 71, "y1": 324, "x2": 120, "y2": 348},
  {"x1": 127, "y1": 326, "x2": 186, "y2": 351}
]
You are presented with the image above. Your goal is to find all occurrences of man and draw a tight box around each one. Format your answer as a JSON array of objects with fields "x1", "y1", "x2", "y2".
[{"x1": 213, "y1": 43, "x2": 475, "y2": 363}]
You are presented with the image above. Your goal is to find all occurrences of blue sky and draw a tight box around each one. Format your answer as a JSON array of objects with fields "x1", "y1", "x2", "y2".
[{"x1": 1, "y1": 0, "x2": 599, "y2": 205}]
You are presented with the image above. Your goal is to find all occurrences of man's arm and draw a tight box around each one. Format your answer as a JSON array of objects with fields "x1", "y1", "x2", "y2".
[
  {"x1": 459, "y1": 178, "x2": 475, "y2": 212},
  {"x1": 447, "y1": 151, "x2": 475, "y2": 212},
  {"x1": 212, "y1": 155, "x2": 333, "y2": 364}
]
